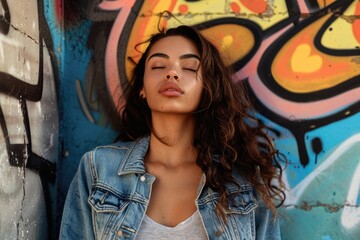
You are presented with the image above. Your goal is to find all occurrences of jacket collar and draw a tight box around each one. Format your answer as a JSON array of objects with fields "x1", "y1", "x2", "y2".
[
  {"x1": 117, "y1": 136, "x2": 150, "y2": 175},
  {"x1": 116, "y1": 136, "x2": 252, "y2": 189}
]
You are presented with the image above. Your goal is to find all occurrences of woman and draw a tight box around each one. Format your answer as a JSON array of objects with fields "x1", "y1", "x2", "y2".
[{"x1": 60, "y1": 25, "x2": 286, "y2": 240}]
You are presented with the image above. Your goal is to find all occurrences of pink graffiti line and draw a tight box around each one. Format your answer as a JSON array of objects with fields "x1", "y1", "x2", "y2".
[
  {"x1": 99, "y1": 0, "x2": 135, "y2": 10},
  {"x1": 98, "y1": 0, "x2": 136, "y2": 112}
]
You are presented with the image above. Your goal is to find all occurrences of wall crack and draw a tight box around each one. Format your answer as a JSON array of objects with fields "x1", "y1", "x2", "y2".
[{"x1": 283, "y1": 201, "x2": 359, "y2": 213}]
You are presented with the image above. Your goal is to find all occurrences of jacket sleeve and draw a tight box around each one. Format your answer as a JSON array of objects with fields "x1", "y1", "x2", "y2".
[
  {"x1": 59, "y1": 151, "x2": 95, "y2": 240},
  {"x1": 255, "y1": 199, "x2": 281, "y2": 240}
]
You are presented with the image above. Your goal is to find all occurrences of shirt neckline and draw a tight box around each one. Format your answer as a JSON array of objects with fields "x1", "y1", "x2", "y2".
[{"x1": 143, "y1": 211, "x2": 199, "y2": 230}]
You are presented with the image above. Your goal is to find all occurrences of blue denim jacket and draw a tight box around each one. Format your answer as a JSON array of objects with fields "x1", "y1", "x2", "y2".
[{"x1": 60, "y1": 137, "x2": 280, "y2": 240}]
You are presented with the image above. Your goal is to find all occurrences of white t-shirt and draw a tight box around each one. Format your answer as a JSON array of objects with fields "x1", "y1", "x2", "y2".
[{"x1": 135, "y1": 211, "x2": 208, "y2": 240}]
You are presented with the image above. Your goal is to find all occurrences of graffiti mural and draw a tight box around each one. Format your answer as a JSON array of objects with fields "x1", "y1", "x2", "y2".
[
  {"x1": 0, "y1": 0, "x2": 58, "y2": 239},
  {"x1": 60, "y1": 0, "x2": 359, "y2": 239}
]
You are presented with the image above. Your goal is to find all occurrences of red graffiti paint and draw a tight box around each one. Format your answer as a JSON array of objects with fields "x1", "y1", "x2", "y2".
[
  {"x1": 178, "y1": 4, "x2": 188, "y2": 14},
  {"x1": 54, "y1": 0, "x2": 63, "y2": 22},
  {"x1": 354, "y1": 1, "x2": 360, "y2": 44},
  {"x1": 230, "y1": 2, "x2": 241, "y2": 14},
  {"x1": 240, "y1": 0, "x2": 267, "y2": 14}
]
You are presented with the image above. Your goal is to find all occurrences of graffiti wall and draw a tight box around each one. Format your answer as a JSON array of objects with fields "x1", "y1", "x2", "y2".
[
  {"x1": 60, "y1": 0, "x2": 360, "y2": 239},
  {"x1": 0, "y1": 0, "x2": 59, "y2": 239},
  {"x1": 0, "y1": 0, "x2": 358, "y2": 239}
]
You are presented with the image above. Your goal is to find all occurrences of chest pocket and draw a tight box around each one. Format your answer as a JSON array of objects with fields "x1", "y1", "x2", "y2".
[
  {"x1": 221, "y1": 188, "x2": 257, "y2": 240},
  {"x1": 88, "y1": 187, "x2": 135, "y2": 239},
  {"x1": 88, "y1": 187, "x2": 130, "y2": 213},
  {"x1": 226, "y1": 188, "x2": 258, "y2": 215}
]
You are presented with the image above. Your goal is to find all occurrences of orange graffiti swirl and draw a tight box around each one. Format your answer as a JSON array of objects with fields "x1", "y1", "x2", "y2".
[{"x1": 272, "y1": 13, "x2": 358, "y2": 93}]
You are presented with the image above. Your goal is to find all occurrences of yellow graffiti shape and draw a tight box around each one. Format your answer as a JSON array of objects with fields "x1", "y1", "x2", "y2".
[
  {"x1": 291, "y1": 44, "x2": 323, "y2": 73},
  {"x1": 168, "y1": 0, "x2": 289, "y2": 31},
  {"x1": 221, "y1": 35, "x2": 234, "y2": 51},
  {"x1": 201, "y1": 24, "x2": 255, "y2": 65},
  {"x1": 321, "y1": 0, "x2": 360, "y2": 50}
]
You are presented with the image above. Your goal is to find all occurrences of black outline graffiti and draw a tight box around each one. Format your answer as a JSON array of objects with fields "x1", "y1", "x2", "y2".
[
  {"x1": 315, "y1": 1, "x2": 360, "y2": 55},
  {"x1": 251, "y1": 0, "x2": 360, "y2": 167},
  {"x1": 72, "y1": 0, "x2": 359, "y2": 171},
  {"x1": 0, "y1": 0, "x2": 10, "y2": 34},
  {"x1": 258, "y1": 0, "x2": 359, "y2": 102},
  {"x1": 0, "y1": 0, "x2": 56, "y2": 177},
  {"x1": 0, "y1": 0, "x2": 59, "y2": 237},
  {"x1": 245, "y1": 78, "x2": 360, "y2": 167}
]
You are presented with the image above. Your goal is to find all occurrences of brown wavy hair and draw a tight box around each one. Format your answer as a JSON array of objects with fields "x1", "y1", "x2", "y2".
[{"x1": 119, "y1": 25, "x2": 286, "y2": 219}]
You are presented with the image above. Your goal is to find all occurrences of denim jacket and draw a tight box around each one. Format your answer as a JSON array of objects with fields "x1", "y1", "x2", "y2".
[{"x1": 60, "y1": 137, "x2": 280, "y2": 240}]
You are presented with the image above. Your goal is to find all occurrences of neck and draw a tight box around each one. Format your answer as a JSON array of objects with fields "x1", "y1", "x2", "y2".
[{"x1": 146, "y1": 112, "x2": 198, "y2": 167}]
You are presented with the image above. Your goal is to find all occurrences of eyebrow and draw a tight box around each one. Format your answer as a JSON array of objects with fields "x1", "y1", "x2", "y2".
[{"x1": 147, "y1": 53, "x2": 200, "y2": 62}]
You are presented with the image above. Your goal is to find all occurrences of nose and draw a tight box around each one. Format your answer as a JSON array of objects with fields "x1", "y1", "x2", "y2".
[
  {"x1": 166, "y1": 69, "x2": 179, "y2": 80},
  {"x1": 166, "y1": 74, "x2": 178, "y2": 80}
]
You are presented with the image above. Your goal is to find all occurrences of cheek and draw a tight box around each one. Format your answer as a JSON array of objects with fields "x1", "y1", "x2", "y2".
[
  {"x1": 194, "y1": 76, "x2": 204, "y2": 93},
  {"x1": 142, "y1": 74, "x2": 156, "y2": 94},
  {"x1": 190, "y1": 79, "x2": 204, "y2": 104}
]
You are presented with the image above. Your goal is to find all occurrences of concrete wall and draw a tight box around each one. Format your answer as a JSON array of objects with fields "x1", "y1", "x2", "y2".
[
  {"x1": 0, "y1": 0, "x2": 59, "y2": 239},
  {"x1": 0, "y1": 0, "x2": 359, "y2": 239}
]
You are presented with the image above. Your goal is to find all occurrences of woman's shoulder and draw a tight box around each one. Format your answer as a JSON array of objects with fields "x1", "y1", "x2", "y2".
[
  {"x1": 81, "y1": 136, "x2": 149, "y2": 175},
  {"x1": 89, "y1": 136, "x2": 148, "y2": 159},
  {"x1": 93, "y1": 139, "x2": 138, "y2": 153},
  {"x1": 83, "y1": 140, "x2": 133, "y2": 163}
]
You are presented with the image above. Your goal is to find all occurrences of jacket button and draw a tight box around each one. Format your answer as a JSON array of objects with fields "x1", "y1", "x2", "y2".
[
  {"x1": 117, "y1": 230, "x2": 123, "y2": 236},
  {"x1": 215, "y1": 229, "x2": 223, "y2": 237},
  {"x1": 140, "y1": 175, "x2": 146, "y2": 182}
]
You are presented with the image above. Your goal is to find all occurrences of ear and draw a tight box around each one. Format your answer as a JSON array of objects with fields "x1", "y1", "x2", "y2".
[{"x1": 139, "y1": 88, "x2": 146, "y2": 99}]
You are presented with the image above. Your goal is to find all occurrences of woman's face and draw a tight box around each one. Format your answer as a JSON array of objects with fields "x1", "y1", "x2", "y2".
[{"x1": 140, "y1": 36, "x2": 203, "y2": 115}]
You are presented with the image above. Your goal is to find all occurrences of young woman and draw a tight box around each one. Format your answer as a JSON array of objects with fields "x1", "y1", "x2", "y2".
[{"x1": 60, "y1": 25, "x2": 286, "y2": 240}]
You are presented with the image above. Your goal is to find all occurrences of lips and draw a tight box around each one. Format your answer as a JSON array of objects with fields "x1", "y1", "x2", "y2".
[{"x1": 158, "y1": 82, "x2": 184, "y2": 95}]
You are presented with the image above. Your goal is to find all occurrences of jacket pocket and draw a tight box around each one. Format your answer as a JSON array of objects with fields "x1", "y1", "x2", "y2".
[
  {"x1": 88, "y1": 187, "x2": 130, "y2": 213},
  {"x1": 226, "y1": 188, "x2": 258, "y2": 215}
]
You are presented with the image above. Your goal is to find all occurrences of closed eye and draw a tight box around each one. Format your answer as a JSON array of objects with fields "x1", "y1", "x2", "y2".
[
  {"x1": 183, "y1": 68, "x2": 197, "y2": 72},
  {"x1": 151, "y1": 66, "x2": 166, "y2": 70},
  {"x1": 181, "y1": 59, "x2": 200, "y2": 72}
]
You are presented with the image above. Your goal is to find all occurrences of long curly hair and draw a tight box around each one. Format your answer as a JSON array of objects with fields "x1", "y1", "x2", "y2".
[{"x1": 119, "y1": 25, "x2": 286, "y2": 219}]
